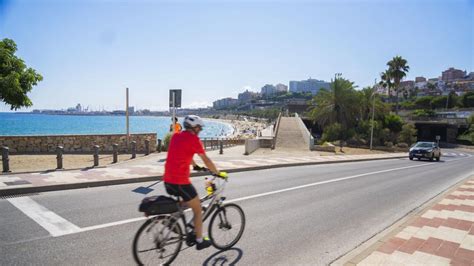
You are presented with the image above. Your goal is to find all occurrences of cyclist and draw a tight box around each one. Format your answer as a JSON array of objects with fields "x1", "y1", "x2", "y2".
[{"x1": 163, "y1": 115, "x2": 222, "y2": 250}]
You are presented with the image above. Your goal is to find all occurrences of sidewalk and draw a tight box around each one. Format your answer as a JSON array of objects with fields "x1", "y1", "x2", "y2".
[
  {"x1": 343, "y1": 176, "x2": 474, "y2": 266},
  {"x1": 0, "y1": 146, "x2": 406, "y2": 196}
]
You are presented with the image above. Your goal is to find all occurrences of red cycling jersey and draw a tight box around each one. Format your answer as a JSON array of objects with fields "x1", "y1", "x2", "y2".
[{"x1": 164, "y1": 131, "x2": 205, "y2": 185}]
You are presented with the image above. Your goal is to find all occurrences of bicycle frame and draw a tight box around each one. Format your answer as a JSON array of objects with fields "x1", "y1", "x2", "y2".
[{"x1": 156, "y1": 175, "x2": 228, "y2": 245}]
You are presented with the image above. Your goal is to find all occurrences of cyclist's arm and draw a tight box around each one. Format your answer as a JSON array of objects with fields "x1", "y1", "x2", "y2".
[{"x1": 197, "y1": 153, "x2": 218, "y2": 175}]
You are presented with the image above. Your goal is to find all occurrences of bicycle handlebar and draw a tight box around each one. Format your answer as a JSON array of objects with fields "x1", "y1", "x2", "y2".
[{"x1": 194, "y1": 166, "x2": 228, "y2": 180}]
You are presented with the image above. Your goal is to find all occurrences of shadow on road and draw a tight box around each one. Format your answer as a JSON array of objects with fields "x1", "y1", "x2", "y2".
[
  {"x1": 202, "y1": 247, "x2": 244, "y2": 266},
  {"x1": 410, "y1": 159, "x2": 447, "y2": 163},
  {"x1": 132, "y1": 181, "x2": 161, "y2": 194}
]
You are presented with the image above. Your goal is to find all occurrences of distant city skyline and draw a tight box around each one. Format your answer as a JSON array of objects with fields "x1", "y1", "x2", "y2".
[{"x1": 0, "y1": 0, "x2": 472, "y2": 112}]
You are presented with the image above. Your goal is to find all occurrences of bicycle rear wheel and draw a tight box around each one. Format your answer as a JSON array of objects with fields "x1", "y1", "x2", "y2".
[
  {"x1": 208, "y1": 203, "x2": 245, "y2": 250},
  {"x1": 132, "y1": 216, "x2": 183, "y2": 265}
]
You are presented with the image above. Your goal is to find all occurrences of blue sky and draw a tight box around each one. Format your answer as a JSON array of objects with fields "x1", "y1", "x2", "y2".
[{"x1": 1, "y1": 0, "x2": 473, "y2": 111}]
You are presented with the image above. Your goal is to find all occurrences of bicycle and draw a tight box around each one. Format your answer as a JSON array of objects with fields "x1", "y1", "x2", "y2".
[{"x1": 132, "y1": 172, "x2": 246, "y2": 265}]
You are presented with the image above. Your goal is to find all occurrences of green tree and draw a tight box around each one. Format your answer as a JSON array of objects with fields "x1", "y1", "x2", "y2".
[
  {"x1": 461, "y1": 91, "x2": 474, "y2": 108},
  {"x1": 398, "y1": 123, "x2": 417, "y2": 145},
  {"x1": 0, "y1": 38, "x2": 43, "y2": 110},
  {"x1": 356, "y1": 87, "x2": 390, "y2": 121},
  {"x1": 446, "y1": 91, "x2": 458, "y2": 109},
  {"x1": 387, "y1": 56, "x2": 410, "y2": 114},
  {"x1": 309, "y1": 77, "x2": 359, "y2": 129}
]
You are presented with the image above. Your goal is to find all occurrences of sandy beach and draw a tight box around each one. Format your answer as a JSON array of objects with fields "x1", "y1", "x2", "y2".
[{"x1": 205, "y1": 117, "x2": 269, "y2": 139}]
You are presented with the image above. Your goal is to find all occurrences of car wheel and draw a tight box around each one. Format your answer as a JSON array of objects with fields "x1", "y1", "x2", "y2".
[{"x1": 409, "y1": 156, "x2": 413, "y2": 160}]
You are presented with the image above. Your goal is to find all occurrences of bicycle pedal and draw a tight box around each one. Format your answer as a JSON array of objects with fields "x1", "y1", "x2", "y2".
[{"x1": 185, "y1": 232, "x2": 196, "y2": 247}]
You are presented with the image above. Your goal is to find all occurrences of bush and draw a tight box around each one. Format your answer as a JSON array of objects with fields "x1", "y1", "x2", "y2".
[
  {"x1": 383, "y1": 113, "x2": 403, "y2": 133},
  {"x1": 356, "y1": 120, "x2": 382, "y2": 141},
  {"x1": 461, "y1": 91, "x2": 474, "y2": 108},
  {"x1": 412, "y1": 109, "x2": 436, "y2": 117},
  {"x1": 379, "y1": 128, "x2": 396, "y2": 145},
  {"x1": 401, "y1": 101, "x2": 416, "y2": 110},
  {"x1": 398, "y1": 123, "x2": 417, "y2": 145},
  {"x1": 347, "y1": 136, "x2": 367, "y2": 146},
  {"x1": 396, "y1": 142, "x2": 409, "y2": 148},
  {"x1": 430, "y1": 96, "x2": 448, "y2": 109},
  {"x1": 457, "y1": 133, "x2": 474, "y2": 145},
  {"x1": 414, "y1": 96, "x2": 433, "y2": 109},
  {"x1": 162, "y1": 133, "x2": 173, "y2": 151},
  {"x1": 321, "y1": 123, "x2": 355, "y2": 141},
  {"x1": 384, "y1": 141, "x2": 393, "y2": 148},
  {"x1": 457, "y1": 114, "x2": 474, "y2": 145},
  {"x1": 322, "y1": 123, "x2": 345, "y2": 142}
]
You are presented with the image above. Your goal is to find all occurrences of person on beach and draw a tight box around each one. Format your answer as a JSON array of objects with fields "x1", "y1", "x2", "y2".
[{"x1": 163, "y1": 115, "x2": 226, "y2": 250}]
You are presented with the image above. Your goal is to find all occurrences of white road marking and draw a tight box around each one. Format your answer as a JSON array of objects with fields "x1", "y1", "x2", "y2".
[
  {"x1": 227, "y1": 163, "x2": 435, "y2": 203},
  {"x1": 7, "y1": 197, "x2": 81, "y2": 237},
  {"x1": 80, "y1": 217, "x2": 147, "y2": 233},
  {"x1": 57, "y1": 162, "x2": 437, "y2": 236},
  {"x1": 12, "y1": 155, "x2": 473, "y2": 238}
]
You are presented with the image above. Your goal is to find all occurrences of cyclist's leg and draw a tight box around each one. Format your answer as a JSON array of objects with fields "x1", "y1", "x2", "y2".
[
  {"x1": 166, "y1": 183, "x2": 206, "y2": 239},
  {"x1": 186, "y1": 196, "x2": 203, "y2": 239}
]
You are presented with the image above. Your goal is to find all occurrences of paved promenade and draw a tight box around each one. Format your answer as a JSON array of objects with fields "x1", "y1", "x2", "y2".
[
  {"x1": 0, "y1": 145, "x2": 406, "y2": 195},
  {"x1": 344, "y1": 176, "x2": 474, "y2": 266}
]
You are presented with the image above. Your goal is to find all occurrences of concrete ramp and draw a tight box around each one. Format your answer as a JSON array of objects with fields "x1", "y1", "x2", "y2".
[{"x1": 275, "y1": 117, "x2": 309, "y2": 150}]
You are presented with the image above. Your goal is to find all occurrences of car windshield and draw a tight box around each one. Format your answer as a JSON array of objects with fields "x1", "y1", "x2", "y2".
[{"x1": 415, "y1": 142, "x2": 434, "y2": 148}]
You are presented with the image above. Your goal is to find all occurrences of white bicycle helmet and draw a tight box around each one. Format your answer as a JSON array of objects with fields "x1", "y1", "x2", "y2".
[{"x1": 183, "y1": 115, "x2": 205, "y2": 129}]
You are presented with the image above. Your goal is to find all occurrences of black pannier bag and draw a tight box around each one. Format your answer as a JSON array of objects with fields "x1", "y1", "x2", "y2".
[{"x1": 139, "y1": 195, "x2": 179, "y2": 215}]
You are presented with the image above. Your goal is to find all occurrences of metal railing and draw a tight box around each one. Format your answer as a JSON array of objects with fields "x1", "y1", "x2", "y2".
[
  {"x1": 201, "y1": 138, "x2": 245, "y2": 151},
  {"x1": 409, "y1": 116, "x2": 468, "y2": 125}
]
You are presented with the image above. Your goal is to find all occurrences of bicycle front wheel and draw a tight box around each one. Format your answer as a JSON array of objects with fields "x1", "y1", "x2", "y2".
[
  {"x1": 208, "y1": 203, "x2": 246, "y2": 250},
  {"x1": 132, "y1": 216, "x2": 183, "y2": 265}
]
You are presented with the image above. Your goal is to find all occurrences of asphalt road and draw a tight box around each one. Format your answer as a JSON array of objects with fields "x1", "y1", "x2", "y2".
[{"x1": 1, "y1": 149, "x2": 473, "y2": 265}]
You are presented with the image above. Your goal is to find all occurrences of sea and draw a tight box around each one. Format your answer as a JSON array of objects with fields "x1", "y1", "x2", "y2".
[{"x1": 0, "y1": 113, "x2": 234, "y2": 139}]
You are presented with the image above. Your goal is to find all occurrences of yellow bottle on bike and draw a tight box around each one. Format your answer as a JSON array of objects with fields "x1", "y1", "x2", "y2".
[{"x1": 204, "y1": 178, "x2": 216, "y2": 195}]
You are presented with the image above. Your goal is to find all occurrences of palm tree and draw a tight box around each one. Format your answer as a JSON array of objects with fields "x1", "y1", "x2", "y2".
[
  {"x1": 387, "y1": 56, "x2": 410, "y2": 114},
  {"x1": 357, "y1": 86, "x2": 391, "y2": 121},
  {"x1": 379, "y1": 70, "x2": 394, "y2": 102},
  {"x1": 309, "y1": 77, "x2": 358, "y2": 129}
]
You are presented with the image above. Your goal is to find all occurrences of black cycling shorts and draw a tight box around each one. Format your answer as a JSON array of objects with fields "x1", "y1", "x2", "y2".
[{"x1": 164, "y1": 183, "x2": 198, "y2": 202}]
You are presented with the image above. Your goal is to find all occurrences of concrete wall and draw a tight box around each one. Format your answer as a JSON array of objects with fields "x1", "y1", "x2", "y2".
[
  {"x1": 244, "y1": 139, "x2": 260, "y2": 155},
  {"x1": 295, "y1": 113, "x2": 314, "y2": 150},
  {"x1": 0, "y1": 133, "x2": 157, "y2": 154},
  {"x1": 244, "y1": 138, "x2": 273, "y2": 155}
]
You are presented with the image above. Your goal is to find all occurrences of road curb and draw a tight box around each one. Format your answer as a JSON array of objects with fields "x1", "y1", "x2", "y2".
[
  {"x1": 330, "y1": 171, "x2": 474, "y2": 266},
  {"x1": 0, "y1": 155, "x2": 406, "y2": 197}
]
